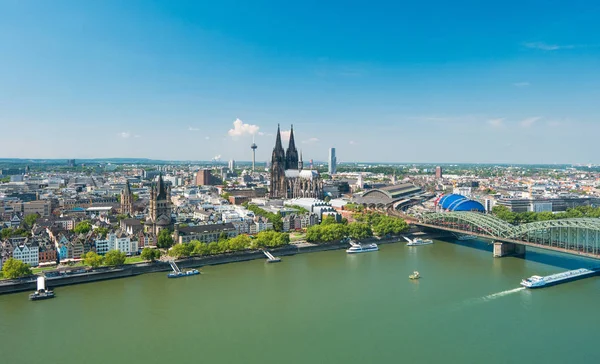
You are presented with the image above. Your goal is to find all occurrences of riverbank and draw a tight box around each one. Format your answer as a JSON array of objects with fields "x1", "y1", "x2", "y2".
[{"x1": 0, "y1": 235, "x2": 412, "y2": 295}]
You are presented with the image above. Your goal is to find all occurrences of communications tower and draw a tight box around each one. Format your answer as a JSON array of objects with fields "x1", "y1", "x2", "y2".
[{"x1": 251, "y1": 136, "x2": 258, "y2": 171}]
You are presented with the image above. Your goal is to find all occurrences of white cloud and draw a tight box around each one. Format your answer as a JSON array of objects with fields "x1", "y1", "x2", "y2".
[
  {"x1": 523, "y1": 42, "x2": 581, "y2": 51},
  {"x1": 548, "y1": 121, "x2": 561, "y2": 127},
  {"x1": 514, "y1": 82, "x2": 530, "y2": 87},
  {"x1": 302, "y1": 137, "x2": 319, "y2": 144},
  {"x1": 487, "y1": 118, "x2": 505, "y2": 128},
  {"x1": 213, "y1": 154, "x2": 221, "y2": 161},
  {"x1": 521, "y1": 116, "x2": 542, "y2": 128},
  {"x1": 228, "y1": 118, "x2": 259, "y2": 137},
  {"x1": 118, "y1": 132, "x2": 131, "y2": 138},
  {"x1": 349, "y1": 140, "x2": 357, "y2": 145},
  {"x1": 523, "y1": 42, "x2": 563, "y2": 51},
  {"x1": 189, "y1": 126, "x2": 200, "y2": 131}
]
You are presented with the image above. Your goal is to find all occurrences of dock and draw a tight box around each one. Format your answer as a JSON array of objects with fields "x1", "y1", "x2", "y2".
[{"x1": 263, "y1": 250, "x2": 281, "y2": 263}]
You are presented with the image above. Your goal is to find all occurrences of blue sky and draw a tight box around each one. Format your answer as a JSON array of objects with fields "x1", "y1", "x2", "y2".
[{"x1": 1, "y1": 1, "x2": 599, "y2": 164}]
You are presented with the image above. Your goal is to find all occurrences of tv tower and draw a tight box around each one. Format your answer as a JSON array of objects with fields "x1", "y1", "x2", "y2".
[{"x1": 250, "y1": 135, "x2": 258, "y2": 172}]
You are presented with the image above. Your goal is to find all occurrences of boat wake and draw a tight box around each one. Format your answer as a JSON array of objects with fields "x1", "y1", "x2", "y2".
[
  {"x1": 481, "y1": 287, "x2": 526, "y2": 301},
  {"x1": 448, "y1": 287, "x2": 526, "y2": 312}
]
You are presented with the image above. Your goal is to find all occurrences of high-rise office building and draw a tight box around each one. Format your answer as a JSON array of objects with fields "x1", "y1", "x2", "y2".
[
  {"x1": 228, "y1": 159, "x2": 236, "y2": 172},
  {"x1": 196, "y1": 169, "x2": 213, "y2": 186},
  {"x1": 328, "y1": 148, "x2": 337, "y2": 174},
  {"x1": 435, "y1": 166, "x2": 443, "y2": 179}
]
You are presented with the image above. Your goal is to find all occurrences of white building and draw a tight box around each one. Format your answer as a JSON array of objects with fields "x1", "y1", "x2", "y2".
[
  {"x1": 12, "y1": 244, "x2": 39, "y2": 267},
  {"x1": 95, "y1": 232, "x2": 137, "y2": 255}
]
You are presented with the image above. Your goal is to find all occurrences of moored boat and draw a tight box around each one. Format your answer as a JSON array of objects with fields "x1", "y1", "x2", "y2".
[
  {"x1": 403, "y1": 236, "x2": 433, "y2": 246},
  {"x1": 168, "y1": 269, "x2": 200, "y2": 278},
  {"x1": 409, "y1": 271, "x2": 420, "y2": 280},
  {"x1": 346, "y1": 241, "x2": 379, "y2": 254},
  {"x1": 29, "y1": 276, "x2": 55, "y2": 301}
]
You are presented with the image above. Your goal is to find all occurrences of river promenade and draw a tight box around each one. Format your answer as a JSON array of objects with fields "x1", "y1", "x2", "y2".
[{"x1": 0, "y1": 235, "x2": 414, "y2": 295}]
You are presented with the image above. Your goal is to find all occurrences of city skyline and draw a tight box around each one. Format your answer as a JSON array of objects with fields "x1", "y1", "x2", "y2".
[{"x1": 1, "y1": 1, "x2": 600, "y2": 163}]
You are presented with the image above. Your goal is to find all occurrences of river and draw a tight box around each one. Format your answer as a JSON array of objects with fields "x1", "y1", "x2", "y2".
[{"x1": 1, "y1": 239, "x2": 599, "y2": 364}]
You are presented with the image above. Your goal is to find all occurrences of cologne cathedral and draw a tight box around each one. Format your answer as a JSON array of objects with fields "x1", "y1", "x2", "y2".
[{"x1": 270, "y1": 125, "x2": 324, "y2": 199}]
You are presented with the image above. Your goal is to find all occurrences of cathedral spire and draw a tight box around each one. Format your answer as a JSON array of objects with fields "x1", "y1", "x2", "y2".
[
  {"x1": 274, "y1": 124, "x2": 283, "y2": 152},
  {"x1": 285, "y1": 124, "x2": 299, "y2": 169},
  {"x1": 299, "y1": 150, "x2": 304, "y2": 170},
  {"x1": 288, "y1": 124, "x2": 296, "y2": 150}
]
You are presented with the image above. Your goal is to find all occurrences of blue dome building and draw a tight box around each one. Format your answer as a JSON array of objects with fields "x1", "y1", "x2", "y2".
[{"x1": 437, "y1": 194, "x2": 485, "y2": 212}]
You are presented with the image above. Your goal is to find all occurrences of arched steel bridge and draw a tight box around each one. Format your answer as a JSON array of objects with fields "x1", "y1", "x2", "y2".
[{"x1": 414, "y1": 212, "x2": 600, "y2": 259}]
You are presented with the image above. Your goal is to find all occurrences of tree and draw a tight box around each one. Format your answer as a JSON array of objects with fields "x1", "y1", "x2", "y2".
[
  {"x1": 23, "y1": 213, "x2": 40, "y2": 228},
  {"x1": 95, "y1": 227, "x2": 109, "y2": 238},
  {"x1": 74, "y1": 221, "x2": 92, "y2": 234},
  {"x1": 157, "y1": 229, "x2": 174, "y2": 249},
  {"x1": 348, "y1": 222, "x2": 373, "y2": 240},
  {"x1": 104, "y1": 250, "x2": 126, "y2": 266},
  {"x1": 256, "y1": 231, "x2": 290, "y2": 247},
  {"x1": 0, "y1": 227, "x2": 14, "y2": 240},
  {"x1": 191, "y1": 241, "x2": 210, "y2": 256},
  {"x1": 1, "y1": 258, "x2": 32, "y2": 279},
  {"x1": 116, "y1": 214, "x2": 128, "y2": 221},
  {"x1": 207, "y1": 242, "x2": 220, "y2": 255},
  {"x1": 321, "y1": 215, "x2": 338, "y2": 225},
  {"x1": 168, "y1": 243, "x2": 193, "y2": 258},
  {"x1": 83, "y1": 251, "x2": 104, "y2": 268},
  {"x1": 227, "y1": 235, "x2": 252, "y2": 251},
  {"x1": 141, "y1": 248, "x2": 160, "y2": 262}
]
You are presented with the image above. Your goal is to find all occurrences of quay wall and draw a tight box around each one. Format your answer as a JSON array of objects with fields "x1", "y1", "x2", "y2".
[{"x1": 0, "y1": 235, "x2": 410, "y2": 295}]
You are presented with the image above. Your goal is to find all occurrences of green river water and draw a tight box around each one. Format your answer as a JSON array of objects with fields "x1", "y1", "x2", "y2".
[{"x1": 1, "y1": 239, "x2": 599, "y2": 364}]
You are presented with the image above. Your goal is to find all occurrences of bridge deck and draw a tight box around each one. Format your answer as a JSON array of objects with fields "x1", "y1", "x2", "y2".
[{"x1": 415, "y1": 222, "x2": 600, "y2": 260}]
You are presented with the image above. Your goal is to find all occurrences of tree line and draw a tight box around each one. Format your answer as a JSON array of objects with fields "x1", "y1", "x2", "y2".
[
  {"x1": 306, "y1": 213, "x2": 409, "y2": 243},
  {"x1": 167, "y1": 230, "x2": 290, "y2": 259},
  {"x1": 492, "y1": 205, "x2": 600, "y2": 224}
]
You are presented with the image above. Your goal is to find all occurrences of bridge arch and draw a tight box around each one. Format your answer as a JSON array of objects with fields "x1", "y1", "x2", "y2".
[{"x1": 418, "y1": 212, "x2": 600, "y2": 256}]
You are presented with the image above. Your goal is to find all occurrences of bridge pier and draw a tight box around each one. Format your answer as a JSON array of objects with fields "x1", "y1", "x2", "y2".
[{"x1": 493, "y1": 242, "x2": 526, "y2": 258}]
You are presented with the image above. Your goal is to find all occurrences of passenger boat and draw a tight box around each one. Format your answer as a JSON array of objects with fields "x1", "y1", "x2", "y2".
[
  {"x1": 520, "y1": 268, "x2": 598, "y2": 288},
  {"x1": 168, "y1": 269, "x2": 200, "y2": 278},
  {"x1": 29, "y1": 276, "x2": 55, "y2": 301},
  {"x1": 346, "y1": 241, "x2": 379, "y2": 254},
  {"x1": 409, "y1": 271, "x2": 420, "y2": 280},
  {"x1": 403, "y1": 236, "x2": 433, "y2": 246}
]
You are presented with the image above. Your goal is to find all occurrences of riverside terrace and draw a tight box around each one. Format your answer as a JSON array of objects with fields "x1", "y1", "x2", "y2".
[{"x1": 400, "y1": 211, "x2": 600, "y2": 259}]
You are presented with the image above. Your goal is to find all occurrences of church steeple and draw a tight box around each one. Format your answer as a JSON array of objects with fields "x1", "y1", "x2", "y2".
[
  {"x1": 270, "y1": 124, "x2": 286, "y2": 198},
  {"x1": 274, "y1": 124, "x2": 283, "y2": 152},
  {"x1": 120, "y1": 180, "x2": 133, "y2": 215},
  {"x1": 285, "y1": 124, "x2": 299, "y2": 169},
  {"x1": 299, "y1": 150, "x2": 304, "y2": 170}
]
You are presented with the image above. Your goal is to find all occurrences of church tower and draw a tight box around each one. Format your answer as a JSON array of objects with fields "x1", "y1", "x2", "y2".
[
  {"x1": 270, "y1": 125, "x2": 286, "y2": 198},
  {"x1": 285, "y1": 125, "x2": 299, "y2": 170},
  {"x1": 120, "y1": 181, "x2": 133, "y2": 216},
  {"x1": 298, "y1": 151, "x2": 304, "y2": 171},
  {"x1": 145, "y1": 174, "x2": 173, "y2": 234}
]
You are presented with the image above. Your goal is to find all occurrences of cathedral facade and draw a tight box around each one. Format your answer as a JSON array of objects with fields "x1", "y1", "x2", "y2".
[
  {"x1": 144, "y1": 174, "x2": 173, "y2": 234},
  {"x1": 270, "y1": 125, "x2": 324, "y2": 199}
]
